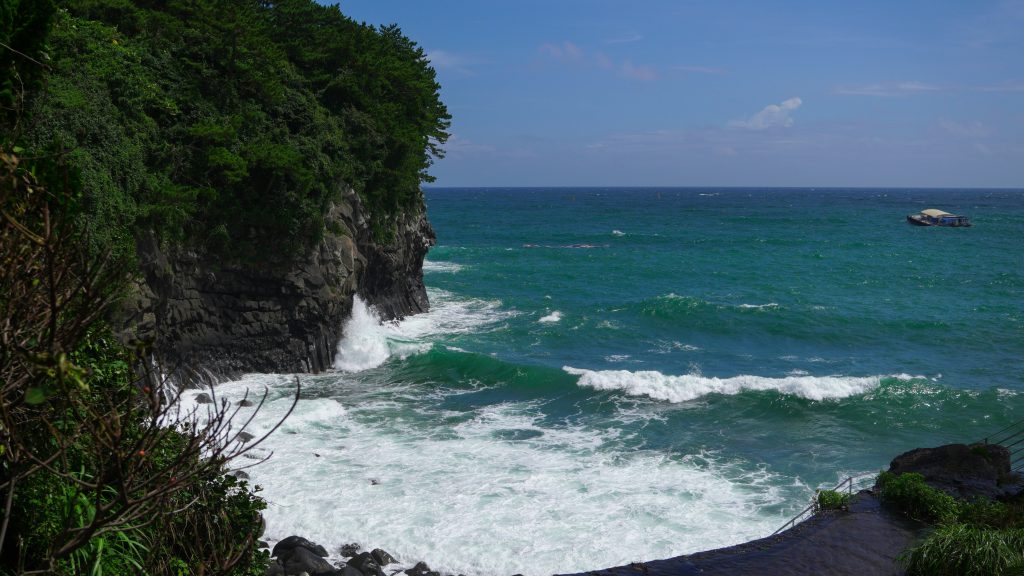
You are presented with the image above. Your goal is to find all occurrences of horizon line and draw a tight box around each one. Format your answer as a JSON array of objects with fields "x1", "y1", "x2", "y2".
[{"x1": 423, "y1": 185, "x2": 1024, "y2": 191}]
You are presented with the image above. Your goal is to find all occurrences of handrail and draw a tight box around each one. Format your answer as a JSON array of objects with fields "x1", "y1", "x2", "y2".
[
  {"x1": 771, "y1": 472, "x2": 876, "y2": 536},
  {"x1": 983, "y1": 418, "x2": 1024, "y2": 472}
]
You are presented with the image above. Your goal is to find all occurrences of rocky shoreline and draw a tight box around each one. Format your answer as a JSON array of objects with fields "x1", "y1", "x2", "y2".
[{"x1": 262, "y1": 536, "x2": 467, "y2": 576}]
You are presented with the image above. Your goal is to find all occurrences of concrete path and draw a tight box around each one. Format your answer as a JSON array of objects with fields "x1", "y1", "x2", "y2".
[{"x1": 557, "y1": 491, "x2": 927, "y2": 576}]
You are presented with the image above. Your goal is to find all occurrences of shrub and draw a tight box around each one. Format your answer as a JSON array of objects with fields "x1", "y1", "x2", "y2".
[
  {"x1": 814, "y1": 489, "x2": 851, "y2": 513},
  {"x1": 877, "y1": 471, "x2": 960, "y2": 524}
]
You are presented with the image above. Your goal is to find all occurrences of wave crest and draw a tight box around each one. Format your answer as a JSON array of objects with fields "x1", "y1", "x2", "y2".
[{"x1": 562, "y1": 367, "x2": 903, "y2": 402}]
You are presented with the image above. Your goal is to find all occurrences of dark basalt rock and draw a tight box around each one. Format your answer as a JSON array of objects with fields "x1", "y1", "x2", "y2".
[
  {"x1": 881, "y1": 442, "x2": 1018, "y2": 500},
  {"x1": 404, "y1": 561, "x2": 434, "y2": 576},
  {"x1": 120, "y1": 186, "x2": 434, "y2": 386},
  {"x1": 194, "y1": 393, "x2": 213, "y2": 404},
  {"x1": 339, "y1": 543, "x2": 361, "y2": 557},
  {"x1": 237, "y1": 431, "x2": 255, "y2": 443},
  {"x1": 370, "y1": 549, "x2": 396, "y2": 566},
  {"x1": 272, "y1": 535, "x2": 329, "y2": 558},
  {"x1": 280, "y1": 545, "x2": 336, "y2": 575},
  {"x1": 348, "y1": 552, "x2": 385, "y2": 576}
]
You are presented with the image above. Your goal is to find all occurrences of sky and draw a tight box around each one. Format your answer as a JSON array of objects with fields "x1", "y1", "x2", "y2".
[{"x1": 339, "y1": 1, "x2": 1024, "y2": 188}]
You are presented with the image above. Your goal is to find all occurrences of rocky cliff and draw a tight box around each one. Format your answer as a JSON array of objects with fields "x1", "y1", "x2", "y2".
[{"x1": 119, "y1": 186, "x2": 434, "y2": 385}]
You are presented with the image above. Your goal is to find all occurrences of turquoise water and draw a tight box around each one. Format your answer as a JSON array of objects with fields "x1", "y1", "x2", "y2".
[
  {"x1": 200, "y1": 188, "x2": 1024, "y2": 576},
  {"x1": 424, "y1": 188, "x2": 1024, "y2": 471}
]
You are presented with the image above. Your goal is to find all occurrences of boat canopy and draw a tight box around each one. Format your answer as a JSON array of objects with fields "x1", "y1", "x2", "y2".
[{"x1": 921, "y1": 209, "x2": 954, "y2": 217}]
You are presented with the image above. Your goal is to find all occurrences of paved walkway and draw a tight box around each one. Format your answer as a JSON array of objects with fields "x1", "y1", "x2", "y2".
[{"x1": 557, "y1": 491, "x2": 927, "y2": 576}]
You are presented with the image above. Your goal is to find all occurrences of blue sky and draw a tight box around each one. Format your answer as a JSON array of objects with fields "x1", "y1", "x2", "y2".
[{"x1": 340, "y1": 1, "x2": 1023, "y2": 187}]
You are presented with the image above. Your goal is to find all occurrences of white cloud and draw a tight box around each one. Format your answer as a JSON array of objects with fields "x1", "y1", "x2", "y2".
[
  {"x1": 939, "y1": 119, "x2": 991, "y2": 138},
  {"x1": 539, "y1": 41, "x2": 584, "y2": 62},
  {"x1": 538, "y1": 41, "x2": 658, "y2": 82},
  {"x1": 426, "y1": 50, "x2": 475, "y2": 74},
  {"x1": 620, "y1": 60, "x2": 657, "y2": 81},
  {"x1": 671, "y1": 65, "x2": 727, "y2": 75},
  {"x1": 729, "y1": 97, "x2": 803, "y2": 130},
  {"x1": 834, "y1": 81, "x2": 941, "y2": 96}
]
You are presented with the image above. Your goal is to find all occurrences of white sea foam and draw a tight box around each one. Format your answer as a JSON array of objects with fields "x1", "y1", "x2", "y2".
[
  {"x1": 563, "y1": 367, "x2": 887, "y2": 402},
  {"x1": 737, "y1": 302, "x2": 779, "y2": 310},
  {"x1": 611, "y1": 229, "x2": 626, "y2": 237},
  {"x1": 651, "y1": 341, "x2": 701, "y2": 354},
  {"x1": 192, "y1": 376, "x2": 796, "y2": 576},
  {"x1": 334, "y1": 296, "x2": 396, "y2": 372},
  {"x1": 538, "y1": 311, "x2": 562, "y2": 323},
  {"x1": 333, "y1": 291, "x2": 512, "y2": 372},
  {"x1": 422, "y1": 260, "x2": 464, "y2": 273}
]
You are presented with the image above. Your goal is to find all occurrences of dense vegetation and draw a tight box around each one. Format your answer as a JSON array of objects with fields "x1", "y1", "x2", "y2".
[
  {"x1": 27, "y1": 0, "x2": 449, "y2": 261},
  {"x1": 2, "y1": 0, "x2": 448, "y2": 573},
  {"x1": 877, "y1": 471, "x2": 1024, "y2": 575}
]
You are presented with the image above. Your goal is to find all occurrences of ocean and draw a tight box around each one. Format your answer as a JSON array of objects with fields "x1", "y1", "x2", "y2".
[{"x1": 184, "y1": 188, "x2": 1024, "y2": 576}]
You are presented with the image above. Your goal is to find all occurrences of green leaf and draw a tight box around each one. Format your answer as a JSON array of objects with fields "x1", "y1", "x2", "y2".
[{"x1": 25, "y1": 387, "x2": 48, "y2": 404}]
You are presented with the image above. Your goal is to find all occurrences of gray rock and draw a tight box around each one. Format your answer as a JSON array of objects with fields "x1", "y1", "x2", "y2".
[
  {"x1": 239, "y1": 398, "x2": 255, "y2": 407},
  {"x1": 237, "y1": 431, "x2": 255, "y2": 443},
  {"x1": 340, "y1": 543, "x2": 361, "y2": 557},
  {"x1": 195, "y1": 393, "x2": 213, "y2": 404}
]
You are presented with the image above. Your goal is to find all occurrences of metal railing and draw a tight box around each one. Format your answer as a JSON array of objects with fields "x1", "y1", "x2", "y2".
[
  {"x1": 984, "y1": 418, "x2": 1024, "y2": 472},
  {"x1": 771, "y1": 472, "x2": 877, "y2": 536}
]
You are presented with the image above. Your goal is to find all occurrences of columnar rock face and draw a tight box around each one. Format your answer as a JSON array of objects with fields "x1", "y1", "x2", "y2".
[{"x1": 118, "y1": 186, "x2": 434, "y2": 385}]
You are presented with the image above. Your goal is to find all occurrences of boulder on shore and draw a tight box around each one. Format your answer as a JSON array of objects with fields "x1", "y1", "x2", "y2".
[
  {"x1": 272, "y1": 535, "x2": 330, "y2": 559},
  {"x1": 880, "y1": 442, "x2": 1018, "y2": 500}
]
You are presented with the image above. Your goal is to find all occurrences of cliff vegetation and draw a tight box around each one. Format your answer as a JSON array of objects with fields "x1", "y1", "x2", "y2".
[{"x1": 1, "y1": 0, "x2": 448, "y2": 573}]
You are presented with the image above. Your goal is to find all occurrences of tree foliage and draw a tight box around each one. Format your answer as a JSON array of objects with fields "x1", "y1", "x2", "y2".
[{"x1": 27, "y1": 0, "x2": 450, "y2": 262}]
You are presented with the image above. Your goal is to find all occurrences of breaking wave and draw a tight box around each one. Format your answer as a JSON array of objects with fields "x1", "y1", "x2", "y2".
[{"x1": 562, "y1": 367, "x2": 921, "y2": 402}]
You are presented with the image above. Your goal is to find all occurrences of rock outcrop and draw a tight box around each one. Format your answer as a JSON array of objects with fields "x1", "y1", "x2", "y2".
[
  {"x1": 880, "y1": 442, "x2": 1018, "y2": 500},
  {"x1": 118, "y1": 186, "x2": 434, "y2": 385}
]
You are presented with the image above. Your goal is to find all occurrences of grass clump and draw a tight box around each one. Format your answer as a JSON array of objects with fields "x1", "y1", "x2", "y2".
[
  {"x1": 877, "y1": 471, "x2": 960, "y2": 524},
  {"x1": 813, "y1": 489, "x2": 851, "y2": 513},
  {"x1": 878, "y1": 470, "x2": 1024, "y2": 576},
  {"x1": 901, "y1": 525, "x2": 1024, "y2": 576}
]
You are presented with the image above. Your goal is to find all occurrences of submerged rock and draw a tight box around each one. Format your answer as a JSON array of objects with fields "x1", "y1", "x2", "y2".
[{"x1": 194, "y1": 392, "x2": 213, "y2": 404}]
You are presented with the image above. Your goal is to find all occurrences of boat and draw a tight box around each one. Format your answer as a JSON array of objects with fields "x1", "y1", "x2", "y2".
[{"x1": 906, "y1": 209, "x2": 971, "y2": 227}]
